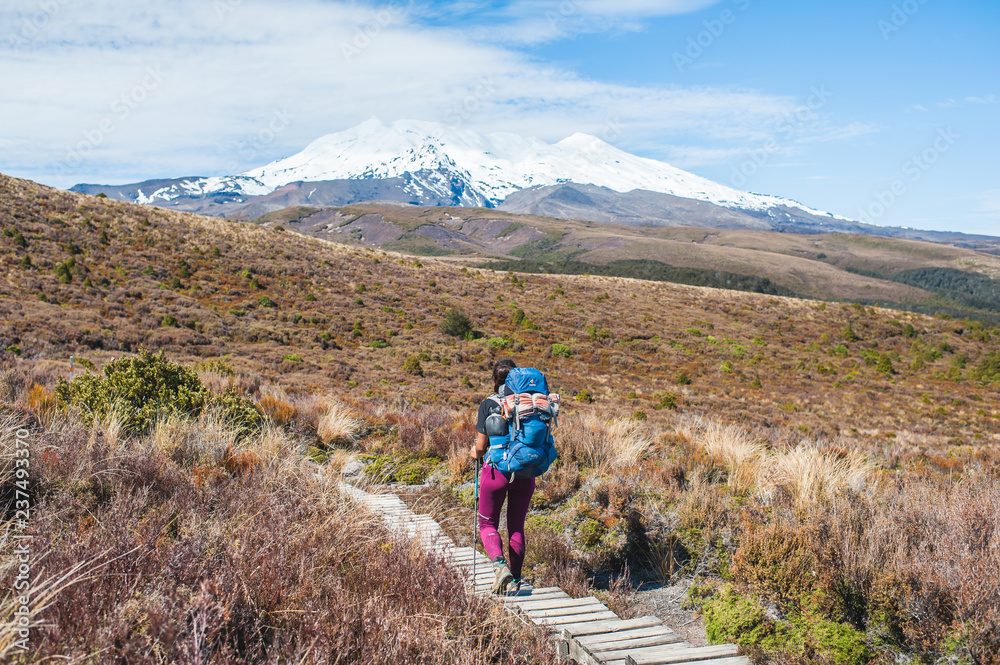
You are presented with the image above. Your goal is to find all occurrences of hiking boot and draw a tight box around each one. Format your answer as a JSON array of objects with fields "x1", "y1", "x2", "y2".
[
  {"x1": 506, "y1": 577, "x2": 522, "y2": 594},
  {"x1": 491, "y1": 558, "x2": 514, "y2": 595}
]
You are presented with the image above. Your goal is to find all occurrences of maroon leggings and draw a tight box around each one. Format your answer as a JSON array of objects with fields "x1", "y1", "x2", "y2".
[{"x1": 477, "y1": 464, "x2": 535, "y2": 577}]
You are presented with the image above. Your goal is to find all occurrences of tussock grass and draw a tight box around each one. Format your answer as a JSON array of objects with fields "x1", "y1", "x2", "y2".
[
  {"x1": 685, "y1": 418, "x2": 767, "y2": 495},
  {"x1": 316, "y1": 397, "x2": 364, "y2": 446},
  {"x1": 769, "y1": 444, "x2": 872, "y2": 509},
  {"x1": 559, "y1": 412, "x2": 655, "y2": 472}
]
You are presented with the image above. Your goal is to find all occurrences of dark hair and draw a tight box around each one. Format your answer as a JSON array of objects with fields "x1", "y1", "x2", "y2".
[{"x1": 492, "y1": 359, "x2": 516, "y2": 392}]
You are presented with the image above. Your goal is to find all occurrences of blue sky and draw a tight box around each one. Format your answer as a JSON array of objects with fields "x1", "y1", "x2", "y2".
[{"x1": 1, "y1": 0, "x2": 997, "y2": 234}]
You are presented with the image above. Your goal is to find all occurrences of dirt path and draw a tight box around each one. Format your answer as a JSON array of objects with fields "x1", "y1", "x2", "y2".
[{"x1": 633, "y1": 580, "x2": 710, "y2": 648}]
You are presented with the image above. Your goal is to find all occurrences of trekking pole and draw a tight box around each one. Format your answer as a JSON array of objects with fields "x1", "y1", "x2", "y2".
[{"x1": 473, "y1": 457, "x2": 481, "y2": 592}]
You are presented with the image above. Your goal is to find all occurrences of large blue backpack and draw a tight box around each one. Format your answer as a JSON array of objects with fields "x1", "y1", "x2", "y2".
[{"x1": 485, "y1": 367, "x2": 559, "y2": 478}]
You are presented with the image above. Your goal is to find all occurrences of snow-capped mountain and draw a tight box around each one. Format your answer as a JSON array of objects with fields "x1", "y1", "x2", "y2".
[
  {"x1": 72, "y1": 118, "x2": 847, "y2": 223},
  {"x1": 240, "y1": 117, "x2": 840, "y2": 217}
]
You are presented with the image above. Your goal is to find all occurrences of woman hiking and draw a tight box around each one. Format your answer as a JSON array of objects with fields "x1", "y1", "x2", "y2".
[{"x1": 471, "y1": 359, "x2": 534, "y2": 594}]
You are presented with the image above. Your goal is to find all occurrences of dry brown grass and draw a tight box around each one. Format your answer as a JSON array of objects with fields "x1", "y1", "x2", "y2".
[
  {"x1": 316, "y1": 397, "x2": 364, "y2": 446},
  {"x1": 768, "y1": 444, "x2": 872, "y2": 509},
  {"x1": 686, "y1": 418, "x2": 767, "y2": 495},
  {"x1": 0, "y1": 382, "x2": 560, "y2": 665},
  {"x1": 559, "y1": 411, "x2": 655, "y2": 472}
]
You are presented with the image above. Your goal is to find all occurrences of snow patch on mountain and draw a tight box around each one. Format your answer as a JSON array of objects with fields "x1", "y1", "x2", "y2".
[{"x1": 133, "y1": 175, "x2": 271, "y2": 204}]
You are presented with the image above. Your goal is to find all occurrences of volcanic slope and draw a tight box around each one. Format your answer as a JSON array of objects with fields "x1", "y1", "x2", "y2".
[{"x1": 2, "y1": 173, "x2": 999, "y2": 448}]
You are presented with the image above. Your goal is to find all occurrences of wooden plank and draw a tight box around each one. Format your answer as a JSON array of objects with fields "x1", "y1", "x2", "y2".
[
  {"x1": 522, "y1": 603, "x2": 609, "y2": 619},
  {"x1": 503, "y1": 589, "x2": 568, "y2": 601},
  {"x1": 534, "y1": 610, "x2": 619, "y2": 626},
  {"x1": 624, "y1": 658, "x2": 749, "y2": 665},
  {"x1": 565, "y1": 638, "x2": 605, "y2": 665},
  {"x1": 511, "y1": 596, "x2": 603, "y2": 611},
  {"x1": 623, "y1": 644, "x2": 739, "y2": 664},
  {"x1": 575, "y1": 626, "x2": 677, "y2": 647},
  {"x1": 586, "y1": 633, "x2": 685, "y2": 653},
  {"x1": 561, "y1": 615, "x2": 663, "y2": 637},
  {"x1": 565, "y1": 627, "x2": 678, "y2": 665},
  {"x1": 503, "y1": 590, "x2": 570, "y2": 602}
]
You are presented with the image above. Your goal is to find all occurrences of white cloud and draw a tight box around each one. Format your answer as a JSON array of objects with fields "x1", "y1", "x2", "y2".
[
  {"x1": 424, "y1": 0, "x2": 722, "y2": 45},
  {"x1": 0, "y1": 0, "x2": 856, "y2": 189},
  {"x1": 966, "y1": 95, "x2": 997, "y2": 105}
]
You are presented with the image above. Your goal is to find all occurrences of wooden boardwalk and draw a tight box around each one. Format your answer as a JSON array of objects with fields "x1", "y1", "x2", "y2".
[{"x1": 342, "y1": 484, "x2": 749, "y2": 665}]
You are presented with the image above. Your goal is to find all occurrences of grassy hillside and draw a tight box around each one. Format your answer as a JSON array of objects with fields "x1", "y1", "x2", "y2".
[
  {"x1": 256, "y1": 202, "x2": 1000, "y2": 321},
  {"x1": 3, "y1": 174, "x2": 999, "y2": 443},
  {"x1": 2, "y1": 174, "x2": 1000, "y2": 664}
]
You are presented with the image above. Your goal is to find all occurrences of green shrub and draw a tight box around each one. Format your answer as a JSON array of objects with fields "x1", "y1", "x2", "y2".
[
  {"x1": 55, "y1": 349, "x2": 209, "y2": 435},
  {"x1": 360, "y1": 452, "x2": 440, "y2": 484},
  {"x1": 876, "y1": 353, "x2": 895, "y2": 376},
  {"x1": 403, "y1": 355, "x2": 424, "y2": 376},
  {"x1": 574, "y1": 389, "x2": 593, "y2": 403},
  {"x1": 369, "y1": 338, "x2": 389, "y2": 349},
  {"x1": 700, "y1": 585, "x2": 871, "y2": 665},
  {"x1": 653, "y1": 391, "x2": 677, "y2": 410},
  {"x1": 209, "y1": 389, "x2": 264, "y2": 441},
  {"x1": 552, "y1": 343, "x2": 573, "y2": 358},
  {"x1": 576, "y1": 518, "x2": 607, "y2": 550},
  {"x1": 676, "y1": 372, "x2": 691, "y2": 385},
  {"x1": 161, "y1": 315, "x2": 179, "y2": 327},
  {"x1": 440, "y1": 309, "x2": 473, "y2": 337},
  {"x1": 194, "y1": 356, "x2": 236, "y2": 376},
  {"x1": 970, "y1": 350, "x2": 1000, "y2": 382},
  {"x1": 258, "y1": 295, "x2": 276, "y2": 308},
  {"x1": 701, "y1": 586, "x2": 782, "y2": 651},
  {"x1": 841, "y1": 323, "x2": 857, "y2": 341},
  {"x1": 282, "y1": 354, "x2": 303, "y2": 363},
  {"x1": 55, "y1": 258, "x2": 76, "y2": 283},
  {"x1": 487, "y1": 335, "x2": 511, "y2": 350}
]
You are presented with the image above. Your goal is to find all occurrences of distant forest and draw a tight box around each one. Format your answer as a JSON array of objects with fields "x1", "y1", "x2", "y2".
[
  {"x1": 891, "y1": 267, "x2": 1000, "y2": 314},
  {"x1": 481, "y1": 258, "x2": 797, "y2": 297}
]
